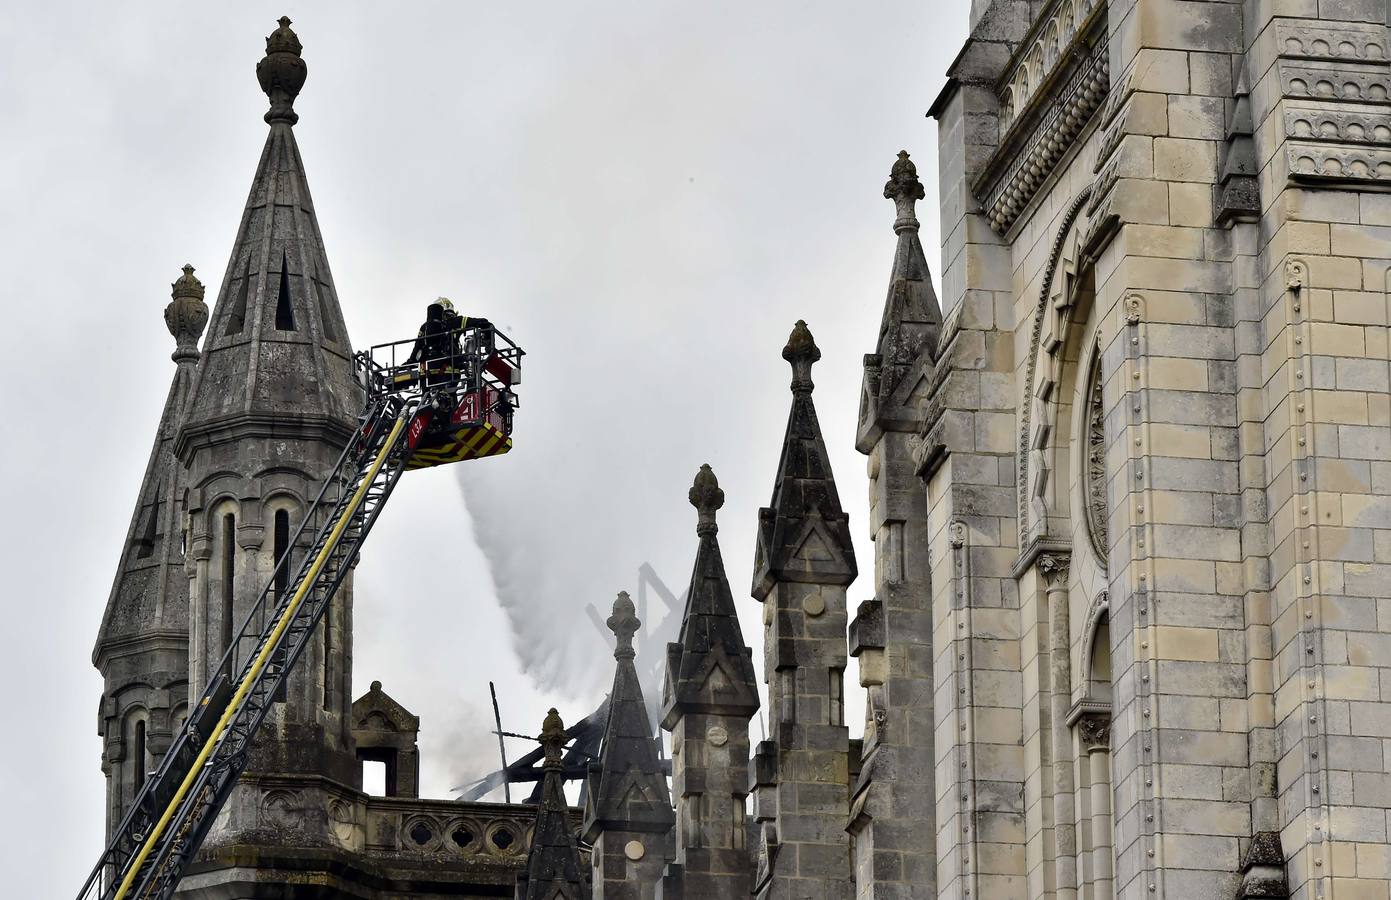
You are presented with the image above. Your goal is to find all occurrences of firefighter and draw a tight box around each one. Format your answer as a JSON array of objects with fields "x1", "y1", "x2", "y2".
[{"x1": 407, "y1": 299, "x2": 456, "y2": 388}]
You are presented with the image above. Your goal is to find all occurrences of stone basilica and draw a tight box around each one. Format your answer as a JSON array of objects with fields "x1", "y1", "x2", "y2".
[{"x1": 95, "y1": 5, "x2": 1391, "y2": 898}]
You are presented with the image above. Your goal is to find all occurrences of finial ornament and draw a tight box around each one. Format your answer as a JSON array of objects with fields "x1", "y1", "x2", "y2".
[
  {"x1": 883, "y1": 150, "x2": 925, "y2": 234},
  {"x1": 782, "y1": 319, "x2": 820, "y2": 394},
  {"x1": 607, "y1": 591, "x2": 640, "y2": 659},
  {"x1": 689, "y1": 464, "x2": 724, "y2": 536},
  {"x1": 165, "y1": 264, "x2": 209, "y2": 365},
  {"x1": 256, "y1": 15, "x2": 307, "y2": 126},
  {"x1": 539, "y1": 708, "x2": 567, "y2": 768}
]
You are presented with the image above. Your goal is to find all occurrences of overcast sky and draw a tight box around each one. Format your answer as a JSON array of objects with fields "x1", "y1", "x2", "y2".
[{"x1": 0, "y1": 3, "x2": 966, "y2": 892}]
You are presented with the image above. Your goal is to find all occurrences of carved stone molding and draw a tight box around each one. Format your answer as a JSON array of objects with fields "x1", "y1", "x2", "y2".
[
  {"x1": 980, "y1": 30, "x2": 1110, "y2": 233},
  {"x1": 997, "y1": 0, "x2": 1107, "y2": 136},
  {"x1": 1276, "y1": 21, "x2": 1391, "y2": 189},
  {"x1": 1082, "y1": 345, "x2": 1109, "y2": 563},
  {"x1": 1017, "y1": 188, "x2": 1093, "y2": 537}
]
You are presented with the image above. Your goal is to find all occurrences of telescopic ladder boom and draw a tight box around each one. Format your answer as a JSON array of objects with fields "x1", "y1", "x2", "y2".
[
  {"x1": 76, "y1": 322, "x2": 522, "y2": 900},
  {"x1": 77, "y1": 397, "x2": 417, "y2": 900}
]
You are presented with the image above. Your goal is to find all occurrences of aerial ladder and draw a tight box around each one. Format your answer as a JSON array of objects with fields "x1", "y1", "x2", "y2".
[{"x1": 76, "y1": 314, "x2": 523, "y2": 900}]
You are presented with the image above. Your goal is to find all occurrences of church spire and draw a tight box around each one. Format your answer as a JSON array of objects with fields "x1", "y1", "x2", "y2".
[
  {"x1": 95, "y1": 265, "x2": 208, "y2": 665},
  {"x1": 753, "y1": 320, "x2": 857, "y2": 598},
  {"x1": 662, "y1": 465, "x2": 760, "y2": 726},
  {"x1": 584, "y1": 592, "x2": 674, "y2": 838},
  {"x1": 857, "y1": 151, "x2": 942, "y2": 449},
  {"x1": 94, "y1": 265, "x2": 208, "y2": 837},
  {"x1": 516, "y1": 710, "x2": 588, "y2": 900},
  {"x1": 178, "y1": 16, "x2": 359, "y2": 458}
]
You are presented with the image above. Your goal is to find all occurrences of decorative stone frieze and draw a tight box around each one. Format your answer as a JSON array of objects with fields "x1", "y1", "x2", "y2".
[
  {"x1": 997, "y1": 0, "x2": 1108, "y2": 136},
  {"x1": 979, "y1": 31, "x2": 1110, "y2": 233}
]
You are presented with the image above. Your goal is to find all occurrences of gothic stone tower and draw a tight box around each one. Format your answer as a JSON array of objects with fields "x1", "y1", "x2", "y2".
[{"x1": 94, "y1": 265, "x2": 208, "y2": 838}]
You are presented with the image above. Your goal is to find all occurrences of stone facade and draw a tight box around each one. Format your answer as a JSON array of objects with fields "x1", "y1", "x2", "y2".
[{"x1": 99, "y1": 6, "x2": 1391, "y2": 899}]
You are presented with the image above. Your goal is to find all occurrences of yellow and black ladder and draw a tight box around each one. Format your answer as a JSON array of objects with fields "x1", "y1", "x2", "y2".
[{"x1": 76, "y1": 397, "x2": 419, "y2": 900}]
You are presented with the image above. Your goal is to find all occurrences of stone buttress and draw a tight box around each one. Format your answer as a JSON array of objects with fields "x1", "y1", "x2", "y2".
[{"x1": 848, "y1": 151, "x2": 942, "y2": 900}]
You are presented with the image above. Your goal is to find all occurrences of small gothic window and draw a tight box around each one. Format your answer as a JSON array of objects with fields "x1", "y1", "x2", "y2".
[
  {"x1": 225, "y1": 258, "x2": 251, "y2": 336},
  {"x1": 490, "y1": 827, "x2": 515, "y2": 851},
  {"x1": 273, "y1": 510, "x2": 291, "y2": 599},
  {"x1": 134, "y1": 487, "x2": 161, "y2": 560},
  {"x1": 322, "y1": 605, "x2": 333, "y2": 711},
  {"x1": 133, "y1": 719, "x2": 147, "y2": 792},
  {"x1": 275, "y1": 251, "x2": 296, "y2": 331},
  {"x1": 314, "y1": 268, "x2": 339, "y2": 343},
  {"x1": 221, "y1": 513, "x2": 236, "y2": 670},
  {"x1": 451, "y1": 827, "x2": 475, "y2": 849}
]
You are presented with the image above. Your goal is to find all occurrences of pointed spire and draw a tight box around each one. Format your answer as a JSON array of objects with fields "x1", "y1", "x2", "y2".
[
  {"x1": 96, "y1": 265, "x2": 205, "y2": 664},
  {"x1": 663, "y1": 466, "x2": 759, "y2": 728},
  {"x1": 857, "y1": 151, "x2": 943, "y2": 447},
  {"x1": 178, "y1": 18, "x2": 360, "y2": 455},
  {"x1": 517, "y1": 710, "x2": 587, "y2": 900},
  {"x1": 584, "y1": 593, "x2": 675, "y2": 842},
  {"x1": 754, "y1": 321, "x2": 857, "y2": 598},
  {"x1": 256, "y1": 16, "x2": 307, "y2": 125}
]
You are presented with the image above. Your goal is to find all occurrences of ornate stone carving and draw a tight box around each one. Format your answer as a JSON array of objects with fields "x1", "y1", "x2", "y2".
[
  {"x1": 997, "y1": 0, "x2": 1108, "y2": 136},
  {"x1": 1076, "y1": 713, "x2": 1111, "y2": 751},
  {"x1": 1037, "y1": 552, "x2": 1071, "y2": 585},
  {"x1": 1286, "y1": 259, "x2": 1308, "y2": 293},
  {"x1": 981, "y1": 32, "x2": 1110, "y2": 233},
  {"x1": 1083, "y1": 348, "x2": 1109, "y2": 564},
  {"x1": 1276, "y1": 20, "x2": 1387, "y2": 62},
  {"x1": 1280, "y1": 65, "x2": 1391, "y2": 104},
  {"x1": 1124, "y1": 293, "x2": 1143, "y2": 326},
  {"x1": 256, "y1": 16, "x2": 307, "y2": 125},
  {"x1": 689, "y1": 463, "x2": 724, "y2": 535},
  {"x1": 948, "y1": 520, "x2": 968, "y2": 549},
  {"x1": 165, "y1": 264, "x2": 209, "y2": 364}
]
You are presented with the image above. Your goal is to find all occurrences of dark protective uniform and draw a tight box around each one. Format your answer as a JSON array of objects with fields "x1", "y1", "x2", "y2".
[{"x1": 407, "y1": 302, "x2": 457, "y2": 388}]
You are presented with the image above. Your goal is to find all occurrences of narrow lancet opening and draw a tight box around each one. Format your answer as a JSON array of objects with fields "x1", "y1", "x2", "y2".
[{"x1": 275, "y1": 251, "x2": 296, "y2": 331}]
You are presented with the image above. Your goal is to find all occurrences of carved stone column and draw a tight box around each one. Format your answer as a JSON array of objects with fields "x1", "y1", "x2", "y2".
[
  {"x1": 1077, "y1": 713, "x2": 1113, "y2": 900},
  {"x1": 1039, "y1": 552, "x2": 1077, "y2": 900}
]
